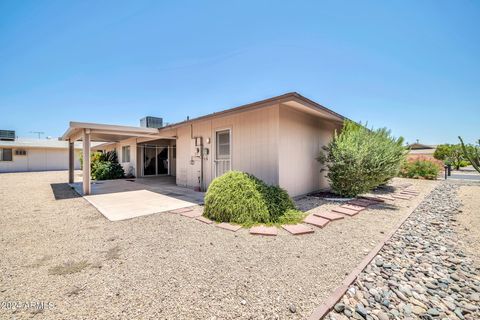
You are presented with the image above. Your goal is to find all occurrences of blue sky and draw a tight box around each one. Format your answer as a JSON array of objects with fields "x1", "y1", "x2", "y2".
[{"x1": 0, "y1": 0, "x2": 479, "y2": 144}]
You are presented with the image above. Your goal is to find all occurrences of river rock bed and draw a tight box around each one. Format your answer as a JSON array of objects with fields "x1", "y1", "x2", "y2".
[{"x1": 326, "y1": 182, "x2": 480, "y2": 320}]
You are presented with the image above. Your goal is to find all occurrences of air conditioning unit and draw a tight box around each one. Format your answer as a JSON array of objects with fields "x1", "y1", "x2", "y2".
[
  {"x1": 140, "y1": 116, "x2": 163, "y2": 128},
  {"x1": 0, "y1": 130, "x2": 15, "y2": 141}
]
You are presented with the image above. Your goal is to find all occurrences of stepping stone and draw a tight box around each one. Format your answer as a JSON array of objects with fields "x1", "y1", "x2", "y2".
[
  {"x1": 282, "y1": 224, "x2": 314, "y2": 235},
  {"x1": 216, "y1": 222, "x2": 242, "y2": 232},
  {"x1": 314, "y1": 211, "x2": 345, "y2": 221},
  {"x1": 304, "y1": 214, "x2": 330, "y2": 228},
  {"x1": 250, "y1": 226, "x2": 278, "y2": 236},
  {"x1": 360, "y1": 196, "x2": 385, "y2": 203},
  {"x1": 347, "y1": 199, "x2": 371, "y2": 207},
  {"x1": 376, "y1": 195, "x2": 395, "y2": 201},
  {"x1": 195, "y1": 216, "x2": 213, "y2": 224},
  {"x1": 332, "y1": 206, "x2": 359, "y2": 216},
  {"x1": 341, "y1": 204, "x2": 366, "y2": 212},
  {"x1": 180, "y1": 209, "x2": 203, "y2": 218},
  {"x1": 401, "y1": 191, "x2": 419, "y2": 195},
  {"x1": 169, "y1": 207, "x2": 194, "y2": 214},
  {"x1": 392, "y1": 194, "x2": 412, "y2": 200}
]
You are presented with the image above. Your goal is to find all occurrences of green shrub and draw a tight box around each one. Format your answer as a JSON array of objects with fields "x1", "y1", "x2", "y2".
[
  {"x1": 203, "y1": 171, "x2": 299, "y2": 226},
  {"x1": 434, "y1": 144, "x2": 466, "y2": 169},
  {"x1": 317, "y1": 121, "x2": 406, "y2": 197},
  {"x1": 459, "y1": 137, "x2": 480, "y2": 173},
  {"x1": 91, "y1": 150, "x2": 125, "y2": 180},
  {"x1": 400, "y1": 159, "x2": 439, "y2": 180},
  {"x1": 277, "y1": 209, "x2": 306, "y2": 225}
]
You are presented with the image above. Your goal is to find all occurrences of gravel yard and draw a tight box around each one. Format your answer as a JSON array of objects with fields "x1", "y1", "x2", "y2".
[
  {"x1": 456, "y1": 183, "x2": 480, "y2": 266},
  {"x1": 0, "y1": 171, "x2": 438, "y2": 319},
  {"x1": 325, "y1": 181, "x2": 480, "y2": 320}
]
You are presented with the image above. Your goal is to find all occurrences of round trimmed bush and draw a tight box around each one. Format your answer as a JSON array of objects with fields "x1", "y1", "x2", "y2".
[{"x1": 203, "y1": 171, "x2": 297, "y2": 226}]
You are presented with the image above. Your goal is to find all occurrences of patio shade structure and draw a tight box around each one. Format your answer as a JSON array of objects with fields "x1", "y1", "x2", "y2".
[{"x1": 60, "y1": 122, "x2": 161, "y2": 195}]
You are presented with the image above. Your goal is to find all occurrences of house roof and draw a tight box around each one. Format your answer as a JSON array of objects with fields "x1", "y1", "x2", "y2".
[
  {"x1": 60, "y1": 122, "x2": 161, "y2": 142},
  {"x1": 408, "y1": 143, "x2": 437, "y2": 150},
  {"x1": 159, "y1": 92, "x2": 346, "y2": 131},
  {"x1": 0, "y1": 138, "x2": 91, "y2": 149},
  {"x1": 61, "y1": 92, "x2": 347, "y2": 142}
]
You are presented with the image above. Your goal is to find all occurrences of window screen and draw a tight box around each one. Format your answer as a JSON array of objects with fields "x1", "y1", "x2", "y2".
[{"x1": 216, "y1": 130, "x2": 230, "y2": 159}]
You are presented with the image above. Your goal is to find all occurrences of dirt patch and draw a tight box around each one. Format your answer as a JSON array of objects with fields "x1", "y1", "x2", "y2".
[
  {"x1": 48, "y1": 260, "x2": 90, "y2": 275},
  {"x1": 105, "y1": 245, "x2": 121, "y2": 260},
  {"x1": 456, "y1": 185, "x2": 480, "y2": 265}
]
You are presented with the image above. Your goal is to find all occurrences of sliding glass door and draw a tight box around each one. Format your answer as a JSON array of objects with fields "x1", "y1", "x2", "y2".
[
  {"x1": 157, "y1": 147, "x2": 168, "y2": 175},
  {"x1": 143, "y1": 145, "x2": 169, "y2": 176}
]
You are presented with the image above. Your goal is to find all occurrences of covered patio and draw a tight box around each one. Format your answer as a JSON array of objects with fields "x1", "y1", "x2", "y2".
[
  {"x1": 61, "y1": 121, "x2": 166, "y2": 195},
  {"x1": 60, "y1": 122, "x2": 203, "y2": 221}
]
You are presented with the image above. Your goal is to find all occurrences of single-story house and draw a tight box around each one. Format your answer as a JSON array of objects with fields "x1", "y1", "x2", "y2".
[
  {"x1": 408, "y1": 142, "x2": 437, "y2": 156},
  {"x1": 61, "y1": 92, "x2": 346, "y2": 197},
  {"x1": 0, "y1": 138, "x2": 84, "y2": 173}
]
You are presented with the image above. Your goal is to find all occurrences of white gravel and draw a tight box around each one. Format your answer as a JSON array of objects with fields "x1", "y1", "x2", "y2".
[{"x1": 0, "y1": 171, "x2": 438, "y2": 319}]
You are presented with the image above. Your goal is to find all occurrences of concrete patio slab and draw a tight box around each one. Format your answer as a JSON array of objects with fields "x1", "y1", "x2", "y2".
[
  {"x1": 250, "y1": 226, "x2": 278, "y2": 236},
  {"x1": 282, "y1": 224, "x2": 314, "y2": 235},
  {"x1": 314, "y1": 211, "x2": 345, "y2": 221},
  {"x1": 304, "y1": 214, "x2": 330, "y2": 228},
  {"x1": 83, "y1": 190, "x2": 197, "y2": 221},
  {"x1": 216, "y1": 222, "x2": 242, "y2": 232}
]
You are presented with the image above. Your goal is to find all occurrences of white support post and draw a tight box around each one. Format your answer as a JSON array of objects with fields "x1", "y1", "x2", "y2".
[
  {"x1": 82, "y1": 129, "x2": 91, "y2": 195},
  {"x1": 68, "y1": 140, "x2": 74, "y2": 184}
]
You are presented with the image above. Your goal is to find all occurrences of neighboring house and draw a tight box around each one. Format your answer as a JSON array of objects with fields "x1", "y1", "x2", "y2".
[
  {"x1": 0, "y1": 138, "x2": 83, "y2": 173},
  {"x1": 408, "y1": 142, "x2": 437, "y2": 157},
  {"x1": 61, "y1": 92, "x2": 346, "y2": 196}
]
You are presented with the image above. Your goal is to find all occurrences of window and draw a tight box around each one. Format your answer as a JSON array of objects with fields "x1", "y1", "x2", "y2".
[
  {"x1": 216, "y1": 130, "x2": 230, "y2": 159},
  {"x1": 0, "y1": 148, "x2": 13, "y2": 161},
  {"x1": 15, "y1": 149, "x2": 27, "y2": 156},
  {"x1": 122, "y1": 146, "x2": 130, "y2": 163}
]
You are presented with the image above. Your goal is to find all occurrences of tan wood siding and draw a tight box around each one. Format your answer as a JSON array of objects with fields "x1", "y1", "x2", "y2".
[
  {"x1": 175, "y1": 104, "x2": 280, "y2": 189},
  {"x1": 278, "y1": 104, "x2": 342, "y2": 196}
]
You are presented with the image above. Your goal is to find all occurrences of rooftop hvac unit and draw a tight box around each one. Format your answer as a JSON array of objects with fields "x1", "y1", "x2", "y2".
[
  {"x1": 140, "y1": 116, "x2": 163, "y2": 128},
  {"x1": 0, "y1": 130, "x2": 15, "y2": 141}
]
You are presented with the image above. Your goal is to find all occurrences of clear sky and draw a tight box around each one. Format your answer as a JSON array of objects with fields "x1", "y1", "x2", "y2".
[{"x1": 0, "y1": 0, "x2": 479, "y2": 144}]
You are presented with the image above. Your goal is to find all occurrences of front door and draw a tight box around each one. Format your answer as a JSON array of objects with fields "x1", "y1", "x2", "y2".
[{"x1": 215, "y1": 129, "x2": 231, "y2": 177}]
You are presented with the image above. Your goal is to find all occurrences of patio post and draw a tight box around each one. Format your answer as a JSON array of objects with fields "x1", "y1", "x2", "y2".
[
  {"x1": 68, "y1": 140, "x2": 74, "y2": 184},
  {"x1": 82, "y1": 129, "x2": 91, "y2": 195}
]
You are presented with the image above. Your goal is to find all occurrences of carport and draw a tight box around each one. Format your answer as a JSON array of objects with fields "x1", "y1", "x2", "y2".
[{"x1": 61, "y1": 121, "x2": 161, "y2": 195}]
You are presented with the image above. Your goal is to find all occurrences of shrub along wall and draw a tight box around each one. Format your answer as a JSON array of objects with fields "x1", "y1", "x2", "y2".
[
  {"x1": 317, "y1": 121, "x2": 406, "y2": 197},
  {"x1": 88, "y1": 150, "x2": 125, "y2": 180},
  {"x1": 203, "y1": 171, "x2": 304, "y2": 226}
]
